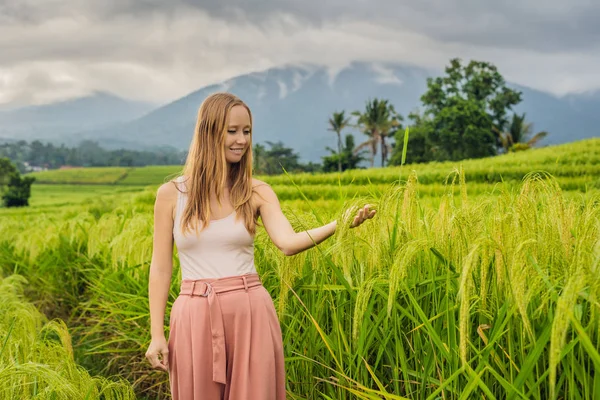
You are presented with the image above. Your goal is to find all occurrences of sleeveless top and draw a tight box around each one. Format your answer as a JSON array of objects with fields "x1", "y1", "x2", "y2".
[{"x1": 172, "y1": 176, "x2": 257, "y2": 280}]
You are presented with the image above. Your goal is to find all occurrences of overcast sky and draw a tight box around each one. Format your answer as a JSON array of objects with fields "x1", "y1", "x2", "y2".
[{"x1": 1, "y1": 0, "x2": 599, "y2": 108}]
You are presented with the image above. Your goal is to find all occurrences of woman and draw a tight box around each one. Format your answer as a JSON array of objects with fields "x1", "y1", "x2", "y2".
[{"x1": 145, "y1": 92, "x2": 376, "y2": 399}]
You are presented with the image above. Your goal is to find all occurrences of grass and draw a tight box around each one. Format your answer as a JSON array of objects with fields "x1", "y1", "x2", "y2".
[
  {"x1": 117, "y1": 165, "x2": 183, "y2": 186},
  {"x1": 28, "y1": 166, "x2": 130, "y2": 184},
  {"x1": 1, "y1": 138, "x2": 599, "y2": 399},
  {"x1": 0, "y1": 274, "x2": 136, "y2": 399},
  {"x1": 28, "y1": 184, "x2": 147, "y2": 207}
]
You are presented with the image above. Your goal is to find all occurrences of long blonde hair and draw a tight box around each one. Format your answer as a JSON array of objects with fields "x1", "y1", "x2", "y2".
[{"x1": 177, "y1": 92, "x2": 257, "y2": 235}]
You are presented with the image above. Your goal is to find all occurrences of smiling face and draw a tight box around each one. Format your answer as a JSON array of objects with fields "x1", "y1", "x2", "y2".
[{"x1": 224, "y1": 104, "x2": 251, "y2": 164}]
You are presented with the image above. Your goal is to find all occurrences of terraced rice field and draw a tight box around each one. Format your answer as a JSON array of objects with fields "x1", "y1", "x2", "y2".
[{"x1": 1, "y1": 138, "x2": 599, "y2": 399}]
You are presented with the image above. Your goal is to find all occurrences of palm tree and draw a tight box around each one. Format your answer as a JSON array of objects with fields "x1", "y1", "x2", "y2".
[
  {"x1": 352, "y1": 98, "x2": 402, "y2": 167},
  {"x1": 328, "y1": 111, "x2": 351, "y2": 173},
  {"x1": 322, "y1": 134, "x2": 367, "y2": 172},
  {"x1": 495, "y1": 113, "x2": 548, "y2": 152}
]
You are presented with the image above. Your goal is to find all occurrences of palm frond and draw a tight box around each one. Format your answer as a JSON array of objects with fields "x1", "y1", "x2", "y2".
[
  {"x1": 527, "y1": 131, "x2": 548, "y2": 147},
  {"x1": 354, "y1": 140, "x2": 374, "y2": 154}
]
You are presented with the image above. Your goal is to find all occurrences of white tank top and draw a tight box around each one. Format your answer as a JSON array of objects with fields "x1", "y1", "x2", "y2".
[{"x1": 172, "y1": 176, "x2": 257, "y2": 280}]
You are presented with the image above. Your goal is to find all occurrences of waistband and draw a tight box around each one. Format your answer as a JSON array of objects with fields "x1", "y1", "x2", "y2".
[
  {"x1": 178, "y1": 273, "x2": 263, "y2": 384},
  {"x1": 179, "y1": 273, "x2": 262, "y2": 297}
]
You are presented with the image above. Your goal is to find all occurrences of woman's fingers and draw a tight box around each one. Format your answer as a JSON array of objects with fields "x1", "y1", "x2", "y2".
[
  {"x1": 346, "y1": 204, "x2": 376, "y2": 228},
  {"x1": 146, "y1": 351, "x2": 159, "y2": 368},
  {"x1": 352, "y1": 204, "x2": 377, "y2": 228},
  {"x1": 146, "y1": 350, "x2": 168, "y2": 371}
]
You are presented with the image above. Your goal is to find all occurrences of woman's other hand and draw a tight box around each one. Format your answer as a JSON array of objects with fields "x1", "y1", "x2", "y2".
[{"x1": 146, "y1": 336, "x2": 169, "y2": 372}]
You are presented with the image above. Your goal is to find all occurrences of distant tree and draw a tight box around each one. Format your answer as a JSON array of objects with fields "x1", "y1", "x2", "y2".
[
  {"x1": 322, "y1": 134, "x2": 367, "y2": 172},
  {"x1": 300, "y1": 162, "x2": 323, "y2": 174},
  {"x1": 252, "y1": 141, "x2": 318, "y2": 175},
  {"x1": 327, "y1": 111, "x2": 351, "y2": 173},
  {"x1": 28, "y1": 140, "x2": 46, "y2": 166},
  {"x1": 253, "y1": 143, "x2": 268, "y2": 175},
  {"x1": 494, "y1": 112, "x2": 549, "y2": 153},
  {"x1": 264, "y1": 141, "x2": 299, "y2": 175},
  {"x1": 429, "y1": 97, "x2": 498, "y2": 160},
  {"x1": 0, "y1": 157, "x2": 35, "y2": 207},
  {"x1": 78, "y1": 140, "x2": 106, "y2": 166},
  {"x1": 389, "y1": 110, "x2": 437, "y2": 165},
  {"x1": 0, "y1": 157, "x2": 18, "y2": 192},
  {"x1": 352, "y1": 98, "x2": 402, "y2": 167},
  {"x1": 420, "y1": 58, "x2": 522, "y2": 160}
]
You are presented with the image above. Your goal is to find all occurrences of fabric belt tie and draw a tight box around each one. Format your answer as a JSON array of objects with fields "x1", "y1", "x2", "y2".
[{"x1": 178, "y1": 273, "x2": 263, "y2": 385}]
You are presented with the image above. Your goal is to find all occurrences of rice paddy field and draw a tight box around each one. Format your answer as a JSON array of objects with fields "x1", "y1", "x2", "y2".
[{"x1": 1, "y1": 138, "x2": 599, "y2": 399}]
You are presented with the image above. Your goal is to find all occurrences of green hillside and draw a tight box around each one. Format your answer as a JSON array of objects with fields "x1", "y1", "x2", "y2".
[
  {"x1": 23, "y1": 139, "x2": 600, "y2": 208},
  {"x1": 26, "y1": 166, "x2": 130, "y2": 184},
  {"x1": 26, "y1": 138, "x2": 600, "y2": 186}
]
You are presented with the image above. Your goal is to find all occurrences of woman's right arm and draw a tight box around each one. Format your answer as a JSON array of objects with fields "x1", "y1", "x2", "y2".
[{"x1": 146, "y1": 182, "x2": 176, "y2": 371}]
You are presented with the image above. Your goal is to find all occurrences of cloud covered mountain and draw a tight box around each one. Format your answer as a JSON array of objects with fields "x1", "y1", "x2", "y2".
[
  {"x1": 0, "y1": 91, "x2": 156, "y2": 144},
  {"x1": 2, "y1": 62, "x2": 598, "y2": 162}
]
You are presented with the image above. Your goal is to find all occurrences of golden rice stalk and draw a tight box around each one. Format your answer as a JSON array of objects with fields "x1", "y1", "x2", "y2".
[
  {"x1": 401, "y1": 171, "x2": 419, "y2": 235},
  {"x1": 549, "y1": 269, "x2": 586, "y2": 399},
  {"x1": 508, "y1": 238, "x2": 539, "y2": 340},
  {"x1": 458, "y1": 238, "x2": 491, "y2": 364},
  {"x1": 352, "y1": 276, "x2": 378, "y2": 344},
  {"x1": 387, "y1": 238, "x2": 428, "y2": 317},
  {"x1": 109, "y1": 214, "x2": 153, "y2": 272},
  {"x1": 87, "y1": 213, "x2": 125, "y2": 259}
]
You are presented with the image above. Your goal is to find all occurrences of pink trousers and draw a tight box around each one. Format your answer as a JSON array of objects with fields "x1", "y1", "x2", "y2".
[{"x1": 167, "y1": 273, "x2": 286, "y2": 399}]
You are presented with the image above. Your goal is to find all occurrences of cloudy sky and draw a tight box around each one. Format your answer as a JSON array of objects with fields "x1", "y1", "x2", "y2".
[{"x1": 1, "y1": 0, "x2": 599, "y2": 108}]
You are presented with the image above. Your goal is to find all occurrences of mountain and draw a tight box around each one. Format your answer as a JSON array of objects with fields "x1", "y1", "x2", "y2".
[
  {"x1": 0, "y1": 92, "x2": 156, "y2": 144},
  {"x1": 2, "y1": 63, "x2": 599, "y2": 162},
  {"x1": 510, "y1": 88, "x2": 600, "y2": 145},
  {"x1": 75, "y1": 63, "x2": 434, "y2": 159},
  {"x1": 76, "y1": 62, "x2": 600, "y2": 162}
]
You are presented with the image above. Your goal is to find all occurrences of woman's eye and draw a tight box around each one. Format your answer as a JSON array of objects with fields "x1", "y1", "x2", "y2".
[
  {"x1": 227, "y1": 130, "x2": 236, "y2": 133},
  {"x1": 244, "y1": 130, "x2": 250, "y2": 135}
]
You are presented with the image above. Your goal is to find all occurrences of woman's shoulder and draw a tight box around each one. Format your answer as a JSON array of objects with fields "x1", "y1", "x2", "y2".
[
  {"x1": 251, "y1": 178, "x2": 278, "y2": 205},
  {"x1": 252, "y1": 178, "x2": 269, "y2": 189},
  {"x1": 156, "y1": 178, "x2": 185, "y2": 220},
  {"x1": 157, "y1": 177, "x2": 184, "y2": 199},
  {"x1": 251, "y1": 178, "x2": 275, "y2": 196}
]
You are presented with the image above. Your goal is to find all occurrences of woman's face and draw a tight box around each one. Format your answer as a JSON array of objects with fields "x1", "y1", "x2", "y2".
[{"x1": 224, "y1": 105, "x2": 251, "y2": 164}]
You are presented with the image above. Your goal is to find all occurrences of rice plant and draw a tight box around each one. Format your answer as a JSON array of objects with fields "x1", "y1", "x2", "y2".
[
  {"x1": 0, "y1": 274, "x2": 136, "y2": 399},
  {"x1": 1, "y1": 138, "x2": 599, "y2": 399}
]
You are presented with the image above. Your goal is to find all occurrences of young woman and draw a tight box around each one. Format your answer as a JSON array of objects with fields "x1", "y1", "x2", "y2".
[{"x1": 145, "y1": 92, "x2": 376, "y2": 399}]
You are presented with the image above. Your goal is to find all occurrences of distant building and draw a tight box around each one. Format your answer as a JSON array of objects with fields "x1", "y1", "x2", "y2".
[{"x1": 22, "y1": 161, "x2": 47, "y2": 172}]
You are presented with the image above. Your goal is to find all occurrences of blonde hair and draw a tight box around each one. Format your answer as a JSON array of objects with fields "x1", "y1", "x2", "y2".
[{"x1": 177, "y1": 92, "x2": 257, "y2": 235}]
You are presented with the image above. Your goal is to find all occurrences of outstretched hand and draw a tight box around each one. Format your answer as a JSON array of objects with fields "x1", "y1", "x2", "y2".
[{"x1": 347, "y1": 204, "x2": 376, "y2": 228}]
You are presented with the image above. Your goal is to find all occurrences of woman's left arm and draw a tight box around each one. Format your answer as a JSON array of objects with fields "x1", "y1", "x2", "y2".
[{"x1": 255, "y1": 182, "x2": 375, "y2": 256}]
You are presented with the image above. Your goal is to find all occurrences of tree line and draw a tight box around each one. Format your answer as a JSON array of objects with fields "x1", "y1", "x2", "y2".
[{"x1": 0, "y1": 139, "x2": 188, "y2": 173}]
